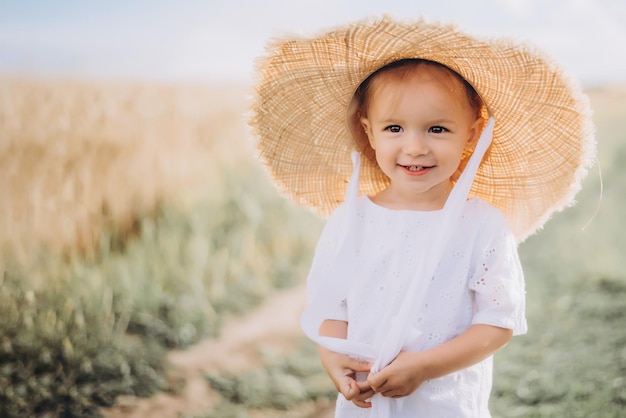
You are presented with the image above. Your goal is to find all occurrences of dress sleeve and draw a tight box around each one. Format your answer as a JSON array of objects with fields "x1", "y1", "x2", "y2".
[
  {"x1": 469, "y1": 211, "x2": 527, "y2": 335},
  {"x1": 304, "y1": 203, "x2": 348, "y2": 322}
]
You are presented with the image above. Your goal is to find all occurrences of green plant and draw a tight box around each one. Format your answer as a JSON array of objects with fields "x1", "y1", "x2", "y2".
[
  {"x1": 204, "y1": 342, "x2": 334, "y2": 414},
  {"x1": 0, "y1": 159, "x2": 320, "y2": 417},
  {"x1": 0, "y1": 272, "x2": 168, "y2": 418}
]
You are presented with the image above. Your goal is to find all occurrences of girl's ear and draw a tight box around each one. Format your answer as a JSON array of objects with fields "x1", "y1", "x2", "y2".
[
  {"x1": 360, "y1": 117, "x2": 375, "y2": 149},
  {"x1": 466, "y1": 117, "x2": 485, "y2": 146}
]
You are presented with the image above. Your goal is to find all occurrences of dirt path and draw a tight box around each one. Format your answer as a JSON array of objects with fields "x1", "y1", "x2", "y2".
[{"x1": 102, "y1": 284, "x2": 334, "y2": 418}]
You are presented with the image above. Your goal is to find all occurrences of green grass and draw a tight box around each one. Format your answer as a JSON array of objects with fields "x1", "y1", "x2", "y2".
[
  {"x1": 488, "y1": 87, "x2": 626, "y2": 417},
  {"x1": 490, "y1": 275, "x2": 626, "y2": 417},
  {"x1": 0, "y1": 160, "x2": 321, "y2": 417},
  {"x1": 205, "y1": 342, "x2": 334, "y2": 411}
]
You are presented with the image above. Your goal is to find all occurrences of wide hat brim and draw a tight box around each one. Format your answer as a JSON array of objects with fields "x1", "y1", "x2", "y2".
[{"x1": 250, "y1": 16, "x2": 595, "y2": 242}]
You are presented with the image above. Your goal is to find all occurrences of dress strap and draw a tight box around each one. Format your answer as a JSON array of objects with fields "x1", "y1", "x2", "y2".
[
  {"x1": 334, "y1": 151, "x2": 361, "y2": 253},
  {"x1": 445, "y1": 118, "x2": 495, "y2": 210},
  {"x1": 345, "y1": 151, "x2": 361, "y2": 205}
]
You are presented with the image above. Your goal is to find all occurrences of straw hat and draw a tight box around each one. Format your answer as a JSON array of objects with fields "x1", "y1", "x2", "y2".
[{"x1": 250, "y1": 16, "x2": 595, "y2": 242}]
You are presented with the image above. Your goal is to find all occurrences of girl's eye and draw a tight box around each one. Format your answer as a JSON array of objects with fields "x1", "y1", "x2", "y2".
[
  {"x1": 385, "y1": 125, "x2": 403, "y2": 133},
  {"x1": 429, "y1": 126, "x2": 448, "y2": 134}
]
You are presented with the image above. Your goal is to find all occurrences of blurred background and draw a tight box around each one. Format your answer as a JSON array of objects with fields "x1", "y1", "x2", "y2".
[
  {"x1": 0, "y1": 1, "x2": 625, "y2": 417},
  {"x1": 1, "y1": 0, "x2": 626, "y2": 85}
]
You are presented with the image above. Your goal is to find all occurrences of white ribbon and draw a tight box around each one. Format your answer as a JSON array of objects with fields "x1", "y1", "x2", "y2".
[{"x1": 302, "y1": 118, "x2": 495, "y2": 417}]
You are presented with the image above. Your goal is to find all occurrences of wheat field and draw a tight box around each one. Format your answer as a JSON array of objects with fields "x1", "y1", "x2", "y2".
[
  {"x1": 0, "y1": 78, "x2": 251, "y2": 268},
  {"x1": 0, "y1": 77, "x2": 323, "y2": 417}
]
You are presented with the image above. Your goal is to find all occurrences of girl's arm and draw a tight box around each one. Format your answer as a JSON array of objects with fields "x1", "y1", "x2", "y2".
[
  {"x1": 367, "y1": 324, "x2": 513, "y2": 398},
  {"x1": 318, "y1": 320, "x2": 373, "y2": 406}
]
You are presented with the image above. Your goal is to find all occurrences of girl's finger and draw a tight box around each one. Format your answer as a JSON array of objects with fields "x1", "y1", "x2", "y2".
[
  {"x1": 342, "y1": 381, "x2": 359, "y2": 400},
  {"x1": 381, "y1": 388, "x2": 406, "y2": 398},
  {"x1": 356, "y1": 379, "x2": 372, "y2": 391},
  {"x1": 355, "y1": 389, "x2": 375, "y2": 401},
  {"x1": 370, "y1": 378, "x2": 388, "y2": 392},
  {"x1": 352, "y1": 399, "x2": 372, "y2": 409},
  {"x1": 381, "y1": 390, "x2": 395, "y2": 398}
]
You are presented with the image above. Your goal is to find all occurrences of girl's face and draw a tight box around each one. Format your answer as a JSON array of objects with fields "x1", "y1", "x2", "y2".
[{"x1": 360, "y1": 66, "x2": 482, "y2": 210}]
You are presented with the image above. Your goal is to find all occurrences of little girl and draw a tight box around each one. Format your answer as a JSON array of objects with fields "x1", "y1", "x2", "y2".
[{"x1": 251, "y1": 16, "x2": 595, "y2": 418}]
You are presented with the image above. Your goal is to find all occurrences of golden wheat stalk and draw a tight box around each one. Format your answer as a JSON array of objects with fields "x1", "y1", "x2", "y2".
[{"x1": 0, "y1": 77, "x2": 249, "y2": 264}]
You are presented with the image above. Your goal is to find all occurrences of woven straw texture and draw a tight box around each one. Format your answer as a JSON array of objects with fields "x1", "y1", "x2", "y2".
[{"x1": 250, "y1": 16, "x2": 595, "y2": 242}]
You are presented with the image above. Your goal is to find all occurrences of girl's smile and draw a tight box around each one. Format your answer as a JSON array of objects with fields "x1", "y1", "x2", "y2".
[{"x1": 399, "y1": 164, "x2": 434, "y2": 175}]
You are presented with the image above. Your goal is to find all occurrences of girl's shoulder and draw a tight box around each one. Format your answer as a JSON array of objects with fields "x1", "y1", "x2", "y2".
[
  {"x1": 464, "y1": 197, "x2": 504, "y2": 218},
  {"x1": 462, "y1": 198, "x2": 511, "y2": 234}
]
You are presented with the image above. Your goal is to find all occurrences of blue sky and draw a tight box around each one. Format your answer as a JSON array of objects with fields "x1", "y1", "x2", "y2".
[{"x1": 0, "y1": 0, "x2": 625, "y2": 86}]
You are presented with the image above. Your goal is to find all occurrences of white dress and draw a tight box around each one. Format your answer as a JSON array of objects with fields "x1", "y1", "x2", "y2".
[{"x1": 304, "y1": 195, "x2": 527, "y2": 418}]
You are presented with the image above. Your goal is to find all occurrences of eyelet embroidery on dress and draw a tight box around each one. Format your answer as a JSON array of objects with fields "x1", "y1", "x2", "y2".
[{"x1": 427, "y1": 332, "x2": 445, "y2": 344}]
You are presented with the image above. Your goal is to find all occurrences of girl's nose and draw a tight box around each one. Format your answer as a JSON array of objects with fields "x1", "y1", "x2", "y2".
[{"x1": 404, "y1": 132, "x2": 428, "y2": 156}]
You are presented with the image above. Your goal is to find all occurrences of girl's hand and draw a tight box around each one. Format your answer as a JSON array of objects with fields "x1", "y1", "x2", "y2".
[
  {"x1": 352, "y1": 378, "x2": 375, "y2": 408},
  {"x1": 367, "y1": 324, "x2": 514, "y2": 398},
  {"x1": 367, "y1": 351, "x2": 426, "y2": 398},
  {"x1": 318, "y1": 346, "x2": 372, "y2": 401}
]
